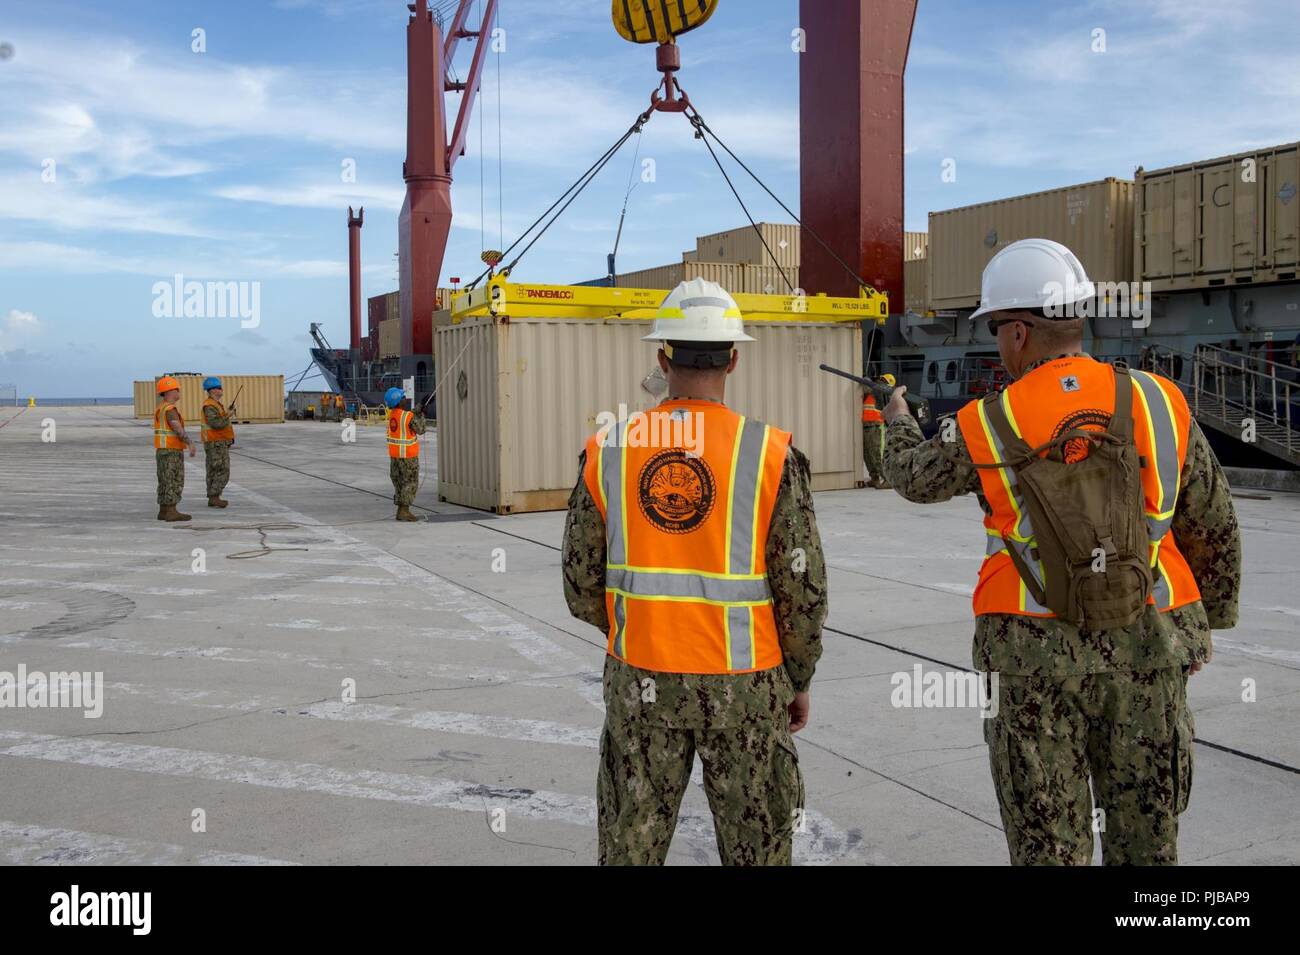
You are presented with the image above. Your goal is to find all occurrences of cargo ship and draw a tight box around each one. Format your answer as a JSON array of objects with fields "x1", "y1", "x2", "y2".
[{"x1": 885, "y1": 144, "x2": 1300, "y2": 469}]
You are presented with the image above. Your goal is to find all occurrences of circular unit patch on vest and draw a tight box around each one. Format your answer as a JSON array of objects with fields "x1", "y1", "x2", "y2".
[
  {"x1": 637, "y1": 449, "x2": 716, "y2": 533},
  {"x1": 1052, "y1": 408, "x2": 1111, "y2": 464}
]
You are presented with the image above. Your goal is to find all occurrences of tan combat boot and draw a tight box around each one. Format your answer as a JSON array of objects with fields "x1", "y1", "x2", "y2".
[
  {"x1": 395, "y1": 505, "x2": 420, "y2": 522},
  {"x1": 208, "y1": 496, "x2": 229, "y2": 508},
  {"x1": 158, "y1": 505, "x2": 192, "y2": 522}
]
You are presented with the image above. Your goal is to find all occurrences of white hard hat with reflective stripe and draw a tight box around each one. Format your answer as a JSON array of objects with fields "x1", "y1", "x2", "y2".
[
  {"x1": 642, "y1": 277, "x2": 755, "y2": 342},
  {"x1": 970, "y1": 238, "x2": 1096, "y2": 320}
]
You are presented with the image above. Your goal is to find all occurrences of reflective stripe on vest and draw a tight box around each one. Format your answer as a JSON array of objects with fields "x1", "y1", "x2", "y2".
[
  {"x1": 387, "y1": 409, "x2": 417, "y2": 459},
  {"x1": 957, "y1": 357, "x2": 1200, "y2": 618},
  {"x1": 585, "y1": 403, "x2": 788, "y2": 674},
  {"x1": 153, "y1": 403, "x2": 186, "y2": 451},
  {"x1": 201, "y1": 398, "x2": 235, "y2": 443},
  {"x1": 973, "y1": 392, "x2": 1051, "y2": 614},
  {"x1": 1131, "y1": 370, "x2": 1185, "y2": 607}
]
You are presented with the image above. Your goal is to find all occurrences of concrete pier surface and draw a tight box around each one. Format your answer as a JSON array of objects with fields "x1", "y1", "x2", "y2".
[{"x1": 1, "y1": 406, "x2": 1296, "y2": 865}]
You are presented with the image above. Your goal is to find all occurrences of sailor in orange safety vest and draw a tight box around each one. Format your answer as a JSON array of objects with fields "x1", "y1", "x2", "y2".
[
  {"x1": 562, "y1": 278, "x2": 829, "y2": 866},
  {"x1": 383, "y1": 386, "x2": 426, "y2": 522},
  {"x1": 880, "y1": 239, "x2": 1241, "y2": 866},
  {"x1": 200, "y1": 376, "x2": 235, "y2": 508},
  {"x1": 152, "y1": 375, "x2": 196, "y2": 522},
  {"x1": 861, "y1": 373, "x2": 894, "y2": 488}
]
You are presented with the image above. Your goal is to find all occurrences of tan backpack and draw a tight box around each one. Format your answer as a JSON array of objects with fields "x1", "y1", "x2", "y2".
[{"x1": 977, "y1": 365, "x2": 1153, "y2": 629}]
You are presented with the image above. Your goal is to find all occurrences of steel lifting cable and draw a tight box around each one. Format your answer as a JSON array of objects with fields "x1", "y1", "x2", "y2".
[
  {"x1": 690, "y1": 119, "x2": 796, "y2": 295},
  {"x1": 463, "y1": 110, "x2": 652, "y2": 290},
  {"x1": 686, "y1": 108, "x2": 881, "y2": 295}
]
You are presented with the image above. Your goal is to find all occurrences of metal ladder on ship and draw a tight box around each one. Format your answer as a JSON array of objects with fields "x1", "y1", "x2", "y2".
[{"x1": 1145, "y1": 343, "x2": 1300, "y2": 467}]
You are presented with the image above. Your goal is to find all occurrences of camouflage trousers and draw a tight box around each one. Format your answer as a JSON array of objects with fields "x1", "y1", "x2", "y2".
[
  {"x1": 204, "y1": 440, "x2": 231, "y2": 497},
  {"x1": 984, "y1": 666, "x2": 1192, "y2": 865},
  {"x1": 390, "y1": 457, "x2": 419, "y2": 506},
  {"x1": 597, "y1": 700, "x2": 804, "y2": 866},
  {"x1": 155, "y1": 449, "x2": 184, "y2": 505},
  {"x1": 863, "y1": 423, "x2": 885, "y2": 480}
]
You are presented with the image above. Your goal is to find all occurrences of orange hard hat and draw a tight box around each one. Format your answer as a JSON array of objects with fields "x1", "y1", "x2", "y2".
[{"x1": 156, "y1": 375, "x2": 180, "y2": 394}]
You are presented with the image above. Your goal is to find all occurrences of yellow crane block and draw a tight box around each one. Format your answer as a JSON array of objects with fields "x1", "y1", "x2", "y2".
[{"x1": 451, "y1": 275, "x2": 887, "y2": 325}]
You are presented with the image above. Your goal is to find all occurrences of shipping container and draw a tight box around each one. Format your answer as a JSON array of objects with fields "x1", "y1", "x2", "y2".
[
  {"x1": 927, "y1": 178, "x2": 1134, "y2": 310},
  {"x1": 134, "y1": 374, "x2": 285, "y2": 424},
  {"x1": 694, "y1": 223, "x2": 801, "y2": 270},
  {"x1": 904, "y1": 257, "x2": 928, "y2": 314},
  {"x1": 682, "y1": 249, "x2": 698, "y2": 263},
  {"x1": 436, "y1": 316, "x2": 863, "y2": 513},
  {"x1": 378, "y1": 319, "x2": 401, "y2": 359},
  {"x1": 904, "y1": 231, "x2": 928, "y2": 261},
  {"x1": 1136, "y1": 141, "x2": 1300, "y2": 292},
  {"x1": 613, "y1": 261, "x2": 801, "y2": 295}
]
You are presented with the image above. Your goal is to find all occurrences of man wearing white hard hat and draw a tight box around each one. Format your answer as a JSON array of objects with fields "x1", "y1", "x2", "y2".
[
  {"x1": 562, "y1": 278, "x2": 828, "y2": 865},
  {"x1": 881, "y1": 238, "x2": 1241, "y2": 865}
]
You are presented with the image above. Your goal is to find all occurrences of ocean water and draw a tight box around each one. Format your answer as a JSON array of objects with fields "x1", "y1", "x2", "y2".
[{"x1": 4, "y1": 398, "x2": 133, "y2": 406}]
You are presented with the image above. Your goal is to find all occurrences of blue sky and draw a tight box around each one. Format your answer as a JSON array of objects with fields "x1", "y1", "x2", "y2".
[{"x1": 1, "y1": 0, "x2": 1297, "y2": 397}]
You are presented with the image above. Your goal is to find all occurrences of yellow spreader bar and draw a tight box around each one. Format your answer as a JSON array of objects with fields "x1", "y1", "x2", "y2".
[{"x1": 450, "y1": 276, "x2": 889, "y2": 325}]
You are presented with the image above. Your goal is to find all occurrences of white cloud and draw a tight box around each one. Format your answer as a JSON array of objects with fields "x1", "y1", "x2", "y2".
[{"x1": 0, "y1": 309, "x2": 40, "y2": 355}]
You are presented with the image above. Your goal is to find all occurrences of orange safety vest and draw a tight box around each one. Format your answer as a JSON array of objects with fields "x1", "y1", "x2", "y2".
[
  {"x1": 153, "y1": 402, "x2": 186, "y2": 451},
  {"x1": 201, "y1": 397, "x2": 235, "y2": 443},
  {"x1": 387, "y1": 408, "x2": 418, "y2": 459},
  {"x1": 862, "y1": 394, "x2": 883, "y2": 424},
  {"x1": 582, "y1": 399, "x2": 790, "y2": 674},
  {"x1": 957, "y1": 356, "x2": 1201, "y2": 617}
]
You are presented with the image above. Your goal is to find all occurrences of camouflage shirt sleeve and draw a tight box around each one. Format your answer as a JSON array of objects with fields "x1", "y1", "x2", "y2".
[
  {"x1": 765, "y1": 446, "x2": 826, "y2": 693},
  {"x1": 203, "y1": 404, "x2": 230, "y2": 429},
  {"x1": 882, "y1": 414, "x2": 982, "y2": 503},
  {"x1": 410, "y1": 412, "x2": 428, "y2": 435},
  {"x1": 166, "y1": 409, "x2": 189, "y2": 441},
  {"x1": 561, "y1": 450, "x2": 609, "y2": 632},
  {"x1": 1171, "y1": 421, "x2": 1241, "y2": 629}
]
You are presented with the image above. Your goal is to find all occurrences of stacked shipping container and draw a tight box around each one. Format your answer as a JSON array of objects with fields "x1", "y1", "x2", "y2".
[
  {"x1": 1136, "y1": 142, "x2": 1299, "y2": 292},
  {"x1": 133, "y1": 375, "x2": 285, "y2": 423}
]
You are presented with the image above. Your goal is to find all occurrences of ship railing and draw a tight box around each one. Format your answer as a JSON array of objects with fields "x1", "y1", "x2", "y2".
[{"x1": 1187, "y1": 344, "x2": 1298, "y2": 457}]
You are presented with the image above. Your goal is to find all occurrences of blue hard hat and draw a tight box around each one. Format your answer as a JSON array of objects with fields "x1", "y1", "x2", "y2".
[
  {"x1": 384, "y1": 387, "x2": 405, "y2": 408},
  {"x1": 203, "y1": 377, "x2": 222, "y2": 391}
]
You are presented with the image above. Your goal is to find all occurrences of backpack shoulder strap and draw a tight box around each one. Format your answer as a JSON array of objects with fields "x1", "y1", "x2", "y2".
[{"x1": 1109, "y1": 365, "x2": 1134, "y2": 441}]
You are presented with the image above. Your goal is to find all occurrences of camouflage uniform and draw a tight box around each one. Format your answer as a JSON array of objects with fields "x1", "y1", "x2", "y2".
[
  {"x1": 156, "y1": 449, "x2": 184, "y2": 506},
  {"x1": 563, "y1": 435, "x2": 827, "y2": 866},
  {"x1": 202, "y1": 403, "x2": 232, "y2": 498},
  {"x1": 863, "y1": 421, "x2": 886, "y2": 483},
  {"x1": 883, "y1": 353, "x2": 1241, "y2": 865},
  {"x1": 390, "y1": 412, "x2": 427, "y2": 507}
]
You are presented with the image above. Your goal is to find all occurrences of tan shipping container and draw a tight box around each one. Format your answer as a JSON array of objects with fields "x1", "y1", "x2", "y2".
[
  {"x1": 904, "y1": 231, "x2": 928, "y2": 261},
  {"x1": 385, "y1": 291, "x2": 399, "y2": 323},
  {"x1": 134, "y1": 374, "x2": 284, "y2": 424},
  {"x1": 616, "y1": 261, "x2": 800, "y2": 295},
  {"x1": 379, "y1": 318, "x2": 401, "y2": 358},
  {"x1": 682, "y1": 249, "x2": 698, "y2": 263},
  {"x1": 904, "y1": 257, "x2": 928, "y2": 314},
  {"x1": 694, "y1": 223, "x2": 801, "y2": 271},
  {"x1": 927, "y1": 178, "x2": 1134, "y2": 310},
  {"x1": 436, "y1": 316, "x2": 863, "y2": 513},
  {"x1": 1136, "y1": 141, "x2": 1300, "y2": 292}
]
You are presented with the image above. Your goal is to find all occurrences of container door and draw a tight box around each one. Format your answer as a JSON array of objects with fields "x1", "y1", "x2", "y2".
[
  {"x1": 1198, "y1": 162, "x2": 1234, "y2": 277},
  {"x1": 1266, "y1": 148, "x2": 1299, "y2": 271},
  {"x1": 1141, "y1": 176, "x2": 1174, "y2": 280},
  {"x1": 1233, "y1": 157, "x2": 1258, "y2": 274}
]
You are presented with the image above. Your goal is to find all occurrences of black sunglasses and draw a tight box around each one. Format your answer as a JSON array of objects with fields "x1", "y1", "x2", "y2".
[{"x1": 987, "y1": 315, "x2": 1025, "y2": 335}]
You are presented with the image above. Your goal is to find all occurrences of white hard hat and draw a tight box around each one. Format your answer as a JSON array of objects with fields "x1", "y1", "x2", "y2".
[
  {"x1": 970, "y1": 238, "x2": 1096, "y2": 321},
  {"x1": 642, "y1": 277, "x2": 755, "y2": 342}
]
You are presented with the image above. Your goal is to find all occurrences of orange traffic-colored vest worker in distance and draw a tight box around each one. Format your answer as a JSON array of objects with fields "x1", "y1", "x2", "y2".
[
  {"x1": 201, "y1": 397, "x2": 235, "y2": 443},
  {"x1": 957, "y1": 355, "x2": 1200, "y2": 617},
  {"x1": 582, "y1": 399, "x2": 790, "y2": 674},
  {"x1": 387, "y1": 407, "x2": 418, "y2": 458},
  {"x1": 154, "y1": 403, "x2": 186, "y2": 450},
  {"x1": 862, "y1": 393, "x2": 883, "y2": 424}
]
